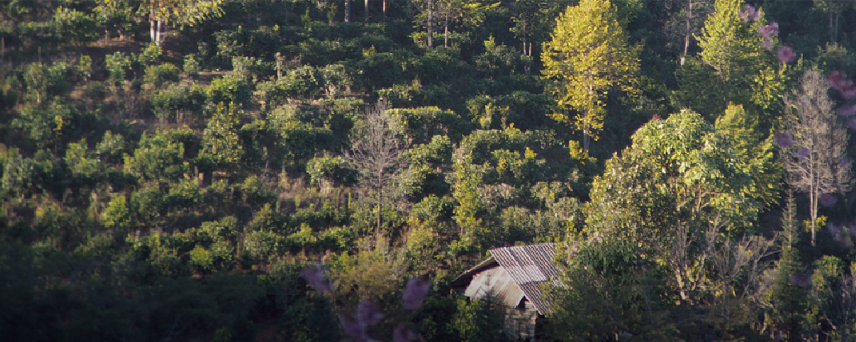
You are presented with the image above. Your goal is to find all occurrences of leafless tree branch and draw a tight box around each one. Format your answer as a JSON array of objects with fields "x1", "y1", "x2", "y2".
[
  {"x1": 343, "y1": 99, "x2": 408, "y2": 244},
  {"x1": 783, "y1": 70, "x2": 854, "y2": 246}
]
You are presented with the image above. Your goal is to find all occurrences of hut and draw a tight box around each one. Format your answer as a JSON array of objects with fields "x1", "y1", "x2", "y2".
[{"x1": 452, "y1": 243, "x2": 561, "y2": 341}]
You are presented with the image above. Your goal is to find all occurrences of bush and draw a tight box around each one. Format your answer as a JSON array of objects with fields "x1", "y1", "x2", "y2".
[
  {"x1": 144, "y1": 63, "x2": 180, "y2": 88},
  {"x1": 52, "y1": 6, "x2": 98, "y2": 45},
  {"x1": 183, "y1": 54, "x2": 201, "y2": 77},
  {"x1": 207, "y1": 75, "x2": 251, "y2": 107},
  {"x1": 105, "y1": 52, "x2": 133, "y2": 87},
  {"x1": 127, "y1": 130, "x2": 192, "y2": 182},
  {"x1": 306, "y1": 155, "x2": 357, "y2": 189},
  {"x1": 96, "y1": 130, "x2": 127, "y2": 164},
  {"x1": 136, "y1": 43, "x2": 162, "y2": 66}
]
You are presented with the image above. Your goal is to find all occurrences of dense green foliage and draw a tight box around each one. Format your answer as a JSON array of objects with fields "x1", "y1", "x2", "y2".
[{"x1": 2, "y1": 0, "x2": 856, "y2": 340}]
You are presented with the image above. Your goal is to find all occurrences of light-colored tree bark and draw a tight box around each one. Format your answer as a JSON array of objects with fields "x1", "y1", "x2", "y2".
[
  {"x1": 783, "y1": 70, "x2": 854, "y2": 246},
  {"x1": 345, "y1": 0, "x2": 351, "y2": 22},
  {"x1": 427, "y1": 0, "x2": 434, "y2": 48}
]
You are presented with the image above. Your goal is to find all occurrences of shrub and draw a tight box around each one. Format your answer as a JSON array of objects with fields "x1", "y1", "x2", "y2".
[
  {"x1": 306, "y1": 155, "x2": 357, "y2": 189},
  {"x1": 183, "y1": 54, "x2": 201, "y2": 77},
  {"x1": 207, "y1": 75, "x2": 251, "y2": 107},
  {"x1": 144, "y1": 63, "x2": 180, "y2": 88}
]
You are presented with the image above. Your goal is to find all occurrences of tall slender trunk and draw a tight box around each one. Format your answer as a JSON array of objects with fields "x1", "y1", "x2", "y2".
[
  {"x1": 444, "y1": 9, "x2": 449, "y2": 47},
  {"x1": 155, "y1": 20, "x2": 162, "y2": 46},
  {"x1": 150, "y1": 12, "x2": 156, "y2": 43},
  {"x1": 583, "y1": 125, "x2": 590, "y2": 152},
  {"x1": 376, "y1": 174, "x2": 383, "y2": 243},
  {"x1": 681, "y1": 0, "x2": 692, "y2": 66},
  {"x1": 383, "y1": 0, "x2": 387, "y2": 19},
  {"x1": 523, "y1": 21, "x2": 531, "y2": 76},
  {"x1": 829, "y1": 11, "x2": 836, "y2": 43},
  {"x1": 427, "y1": 0, "x2": 433, "y2": 48},
  {"x1": 345, "y1": 0, "x2": 351, "y2": 22},
  {"x1": 810, "y1": 183, "x2": 818, "y2": 247},
  {"x1": 365, "y1": 0, "x2": 370, "y2": 21}
]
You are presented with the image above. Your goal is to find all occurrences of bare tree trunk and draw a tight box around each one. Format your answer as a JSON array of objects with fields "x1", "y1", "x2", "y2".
[
  {"x1": 150, "y1": 13, "x2": 156, "y2": 43},
  {"x1": 345, "y1": 0, "x2": 351, "y2": 22},
  {"x1": 155, "y1": 20, "x2": 162, "y2": 46},
  {"x1": 681, "y1": 0, "x2": 692, "y2": 66},
  {"x1": 427, "y1": 0, "x2": 433, "y2": 48},
  {"x1": 383, "y1": 0, "x2": 387, "y2": 19},
  {"x1": 444, "y1": 9, "x2": 449, "y2": 48},
  {"x1": 811, "y1": 181, "x2": 818, "y2": 247},
  {"x1": 583, "y1": 129, "x2": 590, "y2": 152},
  {"x1": 829, "y1": 11, "x2": 836, "y2": 43},
  {"x1": 365, "y1": 0, "x2": 369, "y2": 21},
  {"x1": 377, "y1": 173, "x2": 383, "y2": 243}
]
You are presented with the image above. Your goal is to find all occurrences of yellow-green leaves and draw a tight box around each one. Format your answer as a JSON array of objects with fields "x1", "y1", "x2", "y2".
[{"x1": 541, "y1": 0, "x2": 640, "y2": 151}]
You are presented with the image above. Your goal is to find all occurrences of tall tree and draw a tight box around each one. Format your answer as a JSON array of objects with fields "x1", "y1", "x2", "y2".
[
  {"x1": 344, "y1": 101, "x2": 408, "y2": 243},
  {"x1": 782, "y1": 70, "x2": 854, "y2": 247},
  {"x1": 682, "y1": 0, "x2": 786, "y2": 121},
  {"x1": 583, "y1": 108, "x2": 780, "y2": 304},
  {"x1": 697, "y1": 0, "x2": 764, "y2": 83},
  {"x1": 541, "y1": 0, "x2": 639, "y2": 152}
]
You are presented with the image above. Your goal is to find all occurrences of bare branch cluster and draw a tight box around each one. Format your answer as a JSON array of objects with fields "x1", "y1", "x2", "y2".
[
  {"x1": 344, "y1": 100, "x2": 409, "y2": 241},
  {"x1": 783, "y1": 70, "x2": 854, "y2": 245}
]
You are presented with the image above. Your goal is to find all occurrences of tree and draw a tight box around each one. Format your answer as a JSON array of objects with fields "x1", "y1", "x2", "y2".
[
  {"x1": 697, "y1": 0, "x2": 764, "y2": 83},
  {"x1": 344, "y1": 101, "x2": 408, "y2": 243},
  {"x1": 583, "y1": 108, "x2": 780, "y2": 304},
  {"x1": 541, "y1": 0, "x2": 639, "y2": 152},
  {"x1": 782, "y1": 70, "x2": 853, "y2": 247}
]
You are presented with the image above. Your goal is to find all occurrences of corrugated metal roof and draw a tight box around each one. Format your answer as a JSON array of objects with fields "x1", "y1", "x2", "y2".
[
  {"x1": 463, "y1": 266, "x2": 525, "y2": 308},
  {"x1": 489, "y1": 243, "x2": 559, "y2": 314}
]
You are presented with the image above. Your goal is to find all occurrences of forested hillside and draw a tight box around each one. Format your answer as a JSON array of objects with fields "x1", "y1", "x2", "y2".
[{"x1": 1, "y1": 0, "x2": 856, "y2": 340}]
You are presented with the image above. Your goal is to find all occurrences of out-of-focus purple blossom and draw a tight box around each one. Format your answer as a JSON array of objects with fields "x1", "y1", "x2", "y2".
[
  {"x1": 790, "y1": 274, "x2": 812, "y2": 287},
  {"x1": 820, "y1": 193, "x2": 838, "y2": 207},
  {"x1": 829, "y1": 222, "x2": 842, "y2": 235},
  {"x1": 339, "y1": 314, "x2": 370, "y2": 341},
  {"x1": 652, "y1": 114, "x2": 662, "y2": 121},
  {"x1": 839, "y1": 157, "x2": 852, "y2": 168},
  {"x1": 394, "y1": 324, "x2": 425, "y2": 342},
  {"x1": 842, "y1": 86, "x2": 856, "y2": 99},
  {"x1": 759, "y1": 22, "x2": 779, "y2": 37},
  {"x1": 797, "y1": 148, "x2": 811, "y2": 159},
  {"x1": 829, "y1": 71, "x2": 849, "y2": 90},
  {"x1": 833, "y1": 233, "x2": 853, "y2": 248},
  {"x1": 777, "y1": 46, "x2": 795, "y2": 63},
  {"x1": 402, "y1": 276, "x2": 432, "y2": 310},
  {"x1": 301, "y1": 264, "x2": 333, "y2": 294},
  {"x1": 774, "y1": 133, "x2": 793, "y2": 148},
  {"x1": 801, "y1": 96, "x2": 809, "y2": 108},
  {"x1": 848, "y1": 118, "x2": 856, "y2": 130},
  {"x1": 762, "y1": 37, "x2": 773, "y2": 50},
  {"x1": 338, "y1": 302, "x2": 384, "y2": 342},
  {"x1": 849, "y1": 223, "x2": 856, "y2": 237},
  {"x1": 739, "y1": 4, "x2": 756, "y2": 21},
  {"x1": 840, "y1": 105, "x2": 856, "y2": 117},
  {"x1": 357, "y1": 301, "x2": 384, "y2": 327}
]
